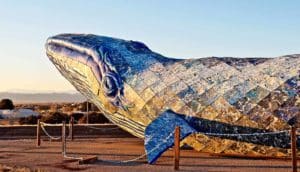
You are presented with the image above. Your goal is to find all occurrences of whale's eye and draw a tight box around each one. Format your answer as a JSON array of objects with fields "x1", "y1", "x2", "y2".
[
  {"x1": 103, "y1": 75, "x2": 118, "y2": 97},
  {"x1": 114, "y1": 100, "x2": 121, "y2": 107}
]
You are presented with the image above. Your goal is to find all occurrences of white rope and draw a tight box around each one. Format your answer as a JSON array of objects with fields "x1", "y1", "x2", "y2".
[
  {"x1": 40, "y1": 124, "x2": 62, "y2": 140},
  {"x1": 72, "y1": 119, "x2": 120, "y2": 131},
  {"x1": 97, "y1": 129, "x2": 291, "y2": 164},
  {"x1": 197, "y1": 130, "x2": 289, "y2": 137},
  {"x1": 40, "y1": 122, "x2": 74, "y2": 139},
  {"x1": 63, "y1": 153, "x2": 83, "y2": 161},
  {"x1": 73, "y1": 116, "x2": 291, "y2": 136},
  {"x1": 40, "y1": 120, "x2": 120, "y2": 141},
  {"x1": 98, "y1": 129, "x2": 176, "y2": 164},
  {"x1": 40, "y1": 120, "x2": 292, "y2": 164},
  {"x1": 84, "y1": 125, "x2": 120, "y2": 131},
  {"x1": 98, "y1": 153, "x2": 147, "y2": 164},
  {"x1": 40, "y1": 122, "x2": 63, "y2": 127}
]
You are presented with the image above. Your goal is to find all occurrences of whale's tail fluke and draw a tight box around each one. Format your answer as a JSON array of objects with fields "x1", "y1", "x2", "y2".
[
  {"x1": 144, "y1": 110, "x2": 195, "y2": 164},
  {"x1": 145, "y1": 110, "x2": 299, "y2": 164}
]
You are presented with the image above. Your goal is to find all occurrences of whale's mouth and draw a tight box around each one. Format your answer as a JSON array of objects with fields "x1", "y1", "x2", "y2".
[{"x1": 45, "y1": 34, "x2": 126, "y2": 109}]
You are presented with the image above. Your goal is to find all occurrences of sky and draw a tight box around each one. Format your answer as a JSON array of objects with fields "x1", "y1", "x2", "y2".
[{"x1": 0, "y1": 0, "x2": 299, "y2": 93}]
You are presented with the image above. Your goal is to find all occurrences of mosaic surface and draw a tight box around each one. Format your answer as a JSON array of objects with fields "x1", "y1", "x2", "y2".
[{"x1": 46, "y1": 34, "x2": 300, "y2": 163}]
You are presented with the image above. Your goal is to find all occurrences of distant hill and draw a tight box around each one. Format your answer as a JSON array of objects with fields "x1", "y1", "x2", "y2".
[{"x1": 0, "y1": 92, "x2": 85, "y2": 103}]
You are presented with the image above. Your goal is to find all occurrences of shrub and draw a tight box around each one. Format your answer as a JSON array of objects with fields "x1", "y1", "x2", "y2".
[
  {"x1": 19, "y1": 115, "x2": 41, "y2": 125},
  {"x1": 0, "y1": 99, "x2": 14, "y2": 110},
  {"x1": 78, "y1": 101, "x2": 99, "y2": 112},
  {"x1": 78, "y1": 112, "x2": 110, "y2": 124},
  {"x1": 41, "y1": 112, "x2": 69, "y2": 124},
  {"x1": 69, "y1": 112, "x2": 84, "y2": 123},
  {"x1": 37, "y1": 105, "x2": 50, "y2": 111}
]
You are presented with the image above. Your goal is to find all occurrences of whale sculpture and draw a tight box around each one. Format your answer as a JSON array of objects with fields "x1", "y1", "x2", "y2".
[{"x1": 46, "y1": 34, "x2": 300, "y2": 164}]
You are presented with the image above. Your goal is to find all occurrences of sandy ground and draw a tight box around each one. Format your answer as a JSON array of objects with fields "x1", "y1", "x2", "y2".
[{"x1": 0, "y1": 137, "x2": 299, "y2": 172}]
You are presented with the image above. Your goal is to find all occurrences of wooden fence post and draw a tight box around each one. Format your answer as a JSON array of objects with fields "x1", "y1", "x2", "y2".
[
  {"x1": 291, "y1": 126, "x2": 297, "y2": 172},
  {"x1": 70, "y1": 117, "x2": 74, "y2": 141},
  {"x1": 174, "y1": 126, "x2": 180, "y2": 170},
  {"x1": 62, "y1": 121, "x2": 66, "y2": 156},
  {"x1": 36, "y1": 119, "x2": 41, "y2": 147}
]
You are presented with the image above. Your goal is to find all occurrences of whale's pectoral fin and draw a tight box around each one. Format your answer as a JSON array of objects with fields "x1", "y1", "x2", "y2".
[{"x1": 144, "y1": 109, "x2": 196, "y2": 164}]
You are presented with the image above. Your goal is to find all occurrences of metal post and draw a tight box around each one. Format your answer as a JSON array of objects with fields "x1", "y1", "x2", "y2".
[
  {"x1": 62, "y1": 121, "x2": 66, "y2": 156},
  {"x1": 174, "y1": 126, "x2": 180, "y2": 170},
  {"x1": 86, "y1": 101, "x2": 89, "y2": 124},
  {"x1": 70, "y1": 117, "x2": 74, "y2": 141},
  {"x1": 36, "y1": 119, "x2": 41, "y2": 147},
  {"x1": 291, "y1": 126, "x2": 297, "y2": 172}
]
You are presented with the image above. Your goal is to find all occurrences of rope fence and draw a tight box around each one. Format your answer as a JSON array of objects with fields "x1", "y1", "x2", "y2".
[
  {"x1": 40, "y1": 124, "x2": 62, "y2": 140},
  {"x1": 38, "y1": 119, "x2": 120, "y2": 142},
  {"x1": 72, "y1": 118, "x2": 120, "y2": 131},
  {"x1": 79, "y1": 128, "x2": 295, "y2": 165},
  {"x1": 196, "y1": 130, "x2": 289, "y2": 137},
  {"x1": 87, "y1": 128, "x2": 297, "y2": 165},
  {"x1": 82, "y1": 125, "x2": 120, "y2": 131},
  {"x1": 36, "y1": 117, "x2": 297, "y2": 141},
  {"x1": 35, "y1": 119, "x2": 299, "y2": 170},
  {"x1": 95, "y1": 128, "x2": 177, "y2": 164}
]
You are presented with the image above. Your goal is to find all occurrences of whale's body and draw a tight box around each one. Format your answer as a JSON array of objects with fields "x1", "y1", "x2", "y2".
[{"x1": 46, "y1": 34, "x2": 300, "y2": 163}]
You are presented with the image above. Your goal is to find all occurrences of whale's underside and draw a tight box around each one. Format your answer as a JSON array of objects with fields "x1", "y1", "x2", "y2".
[{"x1": 46, "y1": 34, "x2": 300, "y2": 164}]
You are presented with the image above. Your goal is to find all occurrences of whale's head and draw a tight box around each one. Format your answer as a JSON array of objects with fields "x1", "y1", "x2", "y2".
[{"x1": 45, "y1": 34, "x2": 150, "y2": 111}]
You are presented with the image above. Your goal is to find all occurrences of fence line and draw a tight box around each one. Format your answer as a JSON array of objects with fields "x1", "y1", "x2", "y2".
[
  {"x1": 196, "y1": 130, "x2": 289, "y2": 137},
  {"x1": 40, "y1": 124, "x2": 62, "y2": 140},
  {"x1": 37, "y1": 120, "x2": 297, "y2": 166}
]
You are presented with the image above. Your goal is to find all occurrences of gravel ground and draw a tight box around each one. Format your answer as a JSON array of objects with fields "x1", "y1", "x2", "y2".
[{"x1": 0, "y1": 138, "x2": 298, "y2": 172}]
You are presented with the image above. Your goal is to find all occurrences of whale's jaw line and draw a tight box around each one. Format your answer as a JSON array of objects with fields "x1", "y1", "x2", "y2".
[{"x1": 46, "y1": 34, "x2": 98, "y2": 59}]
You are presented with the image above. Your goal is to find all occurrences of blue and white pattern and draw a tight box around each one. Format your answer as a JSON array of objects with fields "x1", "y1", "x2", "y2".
[{"x1": 46, "y1": 33, "x2": 300, "y2": 164}]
